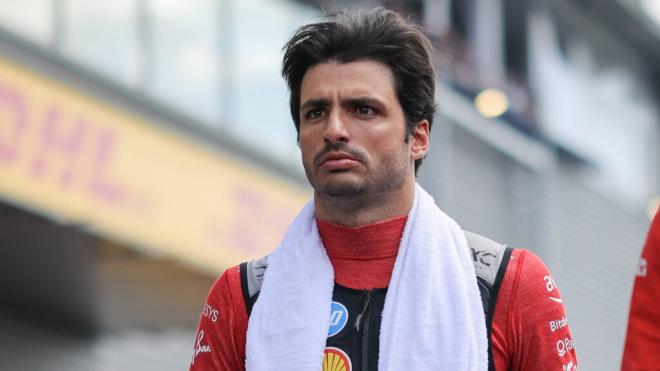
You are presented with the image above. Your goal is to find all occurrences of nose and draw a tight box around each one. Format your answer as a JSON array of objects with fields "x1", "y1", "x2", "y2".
[{"x1": 323, "y1": 110, "x2": 350, "y2": 144}]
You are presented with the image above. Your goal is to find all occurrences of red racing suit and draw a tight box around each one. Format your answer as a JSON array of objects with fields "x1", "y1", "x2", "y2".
[
  {"x1": 622, "y1": 212, "x2": 660, "y2": 370},
  {"x1": 190, "y1": 217, "x2": 578, "y2": 370}
]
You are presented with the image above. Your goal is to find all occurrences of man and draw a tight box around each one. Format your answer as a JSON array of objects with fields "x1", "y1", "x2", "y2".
[
  {"x1": 191, "y1": 8, "x2": 578, "y2": 371},
  {"x1": 622, "y1": 211, "x2": 660, "y2": 370}
]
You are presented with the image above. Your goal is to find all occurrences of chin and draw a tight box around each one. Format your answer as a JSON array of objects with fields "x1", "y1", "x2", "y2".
[{"x1": 315, "y1": 178, "x2": 366, "y2": 198}]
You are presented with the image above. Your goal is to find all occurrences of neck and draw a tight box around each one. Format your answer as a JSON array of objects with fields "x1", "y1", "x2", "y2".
[{"x1": 314, "y1": 179, "x2": 415, "y2": 227}]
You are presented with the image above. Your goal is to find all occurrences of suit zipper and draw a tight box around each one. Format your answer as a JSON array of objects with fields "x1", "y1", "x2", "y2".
[{"x1": 354, "y1": 290, "x2": 372, "y2": 371}]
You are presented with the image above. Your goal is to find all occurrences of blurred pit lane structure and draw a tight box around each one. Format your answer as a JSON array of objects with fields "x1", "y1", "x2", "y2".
[{"x1": 0, "y1": 1, "x2": 658, "y2": 370}]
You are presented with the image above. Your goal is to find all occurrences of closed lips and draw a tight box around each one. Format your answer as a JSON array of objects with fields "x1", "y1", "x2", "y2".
[{"x1": 321, "y1": 153, "x2": 359, "y2": 165}]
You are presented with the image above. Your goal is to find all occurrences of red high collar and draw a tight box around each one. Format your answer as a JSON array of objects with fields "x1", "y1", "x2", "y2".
[{"x1": 316, "y1": 215, "x2": 407, "y2": 289}]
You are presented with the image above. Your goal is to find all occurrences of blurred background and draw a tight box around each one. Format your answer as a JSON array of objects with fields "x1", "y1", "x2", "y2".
[{"x1": 0, "y1": 0, "x2": 657, "y2": 370}]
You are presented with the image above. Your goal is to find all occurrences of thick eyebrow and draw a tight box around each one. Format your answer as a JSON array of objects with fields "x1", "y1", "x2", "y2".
[
  {"x1": 342, "y1": 97, "x2": 386, "y2": 111},
  {"x1": 300, "y1": 98, "x2": 330, "y2": 113},
  {"x1": 300, "y1": 96, "x2": 387, "y2": 113}
]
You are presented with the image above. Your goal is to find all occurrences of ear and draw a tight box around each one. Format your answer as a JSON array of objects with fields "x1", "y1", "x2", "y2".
[{"x1": 410, "y1": 120, "x2": 430, "y2": 161}]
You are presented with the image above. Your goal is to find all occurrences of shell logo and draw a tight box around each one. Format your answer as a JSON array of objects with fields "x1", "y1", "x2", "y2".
[{"x1": 323, "y1": 347, "x2": 352, "y2": 371}]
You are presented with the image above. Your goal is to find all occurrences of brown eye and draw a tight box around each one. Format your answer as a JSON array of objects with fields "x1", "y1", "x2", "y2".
[
  {"x1": 356, "y1": 106, "x2": 375, "y2": 116},
  {"x1": 305, "y1": 108, "x2": 325, "y2": 120}
]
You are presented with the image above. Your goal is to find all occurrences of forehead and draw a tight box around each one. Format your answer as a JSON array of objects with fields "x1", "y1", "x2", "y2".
[{"x1": 300, "y1": 60, "x2": 397, "y2": 102}]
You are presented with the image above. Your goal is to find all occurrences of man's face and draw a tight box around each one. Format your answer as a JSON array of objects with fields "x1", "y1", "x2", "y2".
[{"x1": 298, "y1": 60, "x2": 414, "y2": 199}]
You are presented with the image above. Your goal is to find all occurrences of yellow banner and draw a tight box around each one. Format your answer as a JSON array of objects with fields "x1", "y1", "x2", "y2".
[{"x1": 0, "y1": 57, "x2": 309, "y2": 273}]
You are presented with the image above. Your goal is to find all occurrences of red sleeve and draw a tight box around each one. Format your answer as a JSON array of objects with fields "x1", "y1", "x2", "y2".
[
  {"x1": 491, "y1": 249, "x2": 578, "y2": 371},
  {"x1": 622, "y1": 213, "x2": 660, "y2": 370},
  {"x1": 189, "y1": 265, "x2": 248, "y2": 371}
]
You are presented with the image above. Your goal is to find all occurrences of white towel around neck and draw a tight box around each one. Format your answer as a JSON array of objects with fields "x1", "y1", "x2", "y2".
[{"x1": 246, "y1": 184, "x2": 488, "y2": 371}]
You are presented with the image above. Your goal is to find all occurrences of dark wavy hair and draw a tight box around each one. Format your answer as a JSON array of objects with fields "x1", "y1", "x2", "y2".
[{"x1": 282, "y1": 8, "x2": 437, "y2": 172}]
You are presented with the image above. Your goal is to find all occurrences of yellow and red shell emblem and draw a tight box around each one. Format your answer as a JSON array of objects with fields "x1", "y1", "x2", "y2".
[{"x1": 323, "y1": 347, "x2": 352, "y2": 371}]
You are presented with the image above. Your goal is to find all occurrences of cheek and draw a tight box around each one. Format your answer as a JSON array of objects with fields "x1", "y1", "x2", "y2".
[
  {"x1": 365, "y1": 121, "x2": 406, "y2": 148},
  {"x1": 299, "y1": 136, "x2": 316, "y2": 164},
  {"x1": 369, "y1": 134, "x2": 407, "y2": 156}
]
